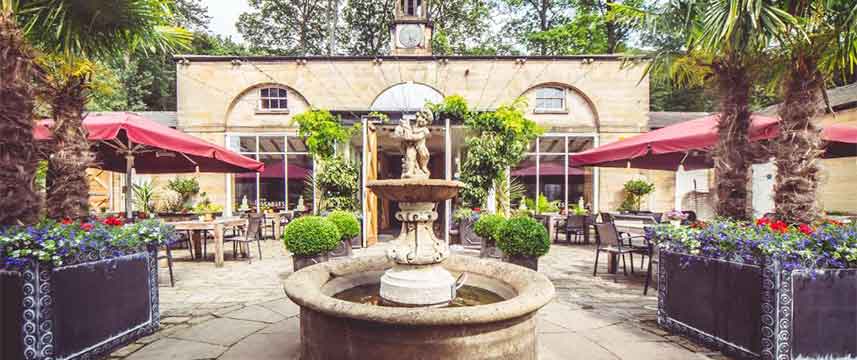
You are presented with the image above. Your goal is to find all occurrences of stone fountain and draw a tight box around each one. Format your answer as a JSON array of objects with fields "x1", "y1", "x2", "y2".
[{"x1": 284, "y1": 108, "x2": 555, "y2": 359}]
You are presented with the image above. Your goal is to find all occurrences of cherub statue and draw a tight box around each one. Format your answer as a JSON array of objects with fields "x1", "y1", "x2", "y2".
[{"x1": 393, "y1": 109, "x2": 432, "y2": 179}]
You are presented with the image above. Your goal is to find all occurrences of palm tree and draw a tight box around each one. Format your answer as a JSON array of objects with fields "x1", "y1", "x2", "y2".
[
  {"x1": 3, "y1": 0, "x2": 190, "y2": 220},
  {"x1": 771, "y1": 0, "x2": 857, "y2": 224},
  {"x1": 0, "y1": 1, "x2": 40, "y2": 225},
  {"x1": 613, "y1": 0, "x2": 789, "y2": 220}
]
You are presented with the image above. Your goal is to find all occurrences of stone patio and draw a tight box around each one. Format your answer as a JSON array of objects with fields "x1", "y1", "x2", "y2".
[{"x1": 110, "y1": 240, "x2": 729, "y2": 360}]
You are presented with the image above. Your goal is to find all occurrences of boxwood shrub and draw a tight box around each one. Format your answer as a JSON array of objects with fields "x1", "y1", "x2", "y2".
[
  {"x1": 497, "y1": 216, "x2": 550, "y2": 258},
  {"x1": 327, "y1": 210, "x2": 360, "y2": 240},
  {"x1": 474, "y1": 214, "x2": 506, "y2": 242},
  {"x1": 283, "y1": 216, "x2": 341, "y2": 256}
]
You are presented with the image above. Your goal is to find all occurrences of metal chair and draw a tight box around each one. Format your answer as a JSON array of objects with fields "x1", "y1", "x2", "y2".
[
  {"x1": 158, "y1": 241, "x2": 176, "y2": 287},
  {"x1": 558, "y1": 215, "x2": 586, "y2": 244},
  {"x1": 224, "y1": 213, "x2": 263, "y2": 263},
  {"x1": 593, "y1": 220, "x2": 654, "y2": 294}
]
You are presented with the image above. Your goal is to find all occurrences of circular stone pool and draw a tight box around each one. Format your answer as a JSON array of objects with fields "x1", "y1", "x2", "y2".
[{"x1": 284, "y1": 254, "x2": 555, "y2": 360}]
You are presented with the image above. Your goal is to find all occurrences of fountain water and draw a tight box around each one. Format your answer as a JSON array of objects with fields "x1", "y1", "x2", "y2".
[{"x1": 283, "y1": 108, "x2": 555, "y2": 359}]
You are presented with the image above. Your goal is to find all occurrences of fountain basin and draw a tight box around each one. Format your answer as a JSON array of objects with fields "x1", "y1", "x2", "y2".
[
  {"x1": 284, "y1": 254, "x2": 555, "y2": 359},
  {"x1": 366, "y1": 178, "x2": 463, "y2": 202}
]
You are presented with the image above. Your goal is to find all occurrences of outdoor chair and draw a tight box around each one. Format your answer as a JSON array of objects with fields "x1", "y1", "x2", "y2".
[
  {"x1": 158, "y1": 241, "x2": 176, "y2": 287},
  {"x1": 557, "y1": 215, "x2": 587, "y2": 244},
  {"x1": 224, "y1": 213, "x2": 264, "y2": 263},
  {"x1": 593, "y1": 221, "x2": 654, "y2": 295}
]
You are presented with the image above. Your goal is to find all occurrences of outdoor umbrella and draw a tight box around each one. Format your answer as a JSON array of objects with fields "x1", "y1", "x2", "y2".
[
  {"x1": 822, "y1": 123, "x2": 857, "y2": 158},
  {"x1": 34, "y1": 112, "x2": 264, "y2": 219},
  {"x1": 511, "y1": 163, "x2": 586, "y2": 176},
  {"x1": 570, "y1": 114, "x2": 781, "y2": 170}
]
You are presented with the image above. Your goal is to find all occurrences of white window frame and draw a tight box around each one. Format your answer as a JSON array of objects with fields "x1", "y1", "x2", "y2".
[
  {"x1": 257, "y1": 87, "x2": 289, "y2": 114},
  {"x1": 534, "y1": 87, "x2": 567, "y2": 114},
  {"x1": 518, "y1": 133, "x2": 599, "y2": 214}
]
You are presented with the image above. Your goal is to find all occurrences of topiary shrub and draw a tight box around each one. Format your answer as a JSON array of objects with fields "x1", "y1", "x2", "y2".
[
  {"x1": 282, "y1": 216, "x2": 341, "y2": 256},
  {"x1": 327, "y1": 210, "x2": 360, "y2": 240},
  {"x1": 474, "y1": 214, "x2": 506, "y2": 242},
  {"x1": 496, "y1": 216, "x2": 550, "y2": 258}
]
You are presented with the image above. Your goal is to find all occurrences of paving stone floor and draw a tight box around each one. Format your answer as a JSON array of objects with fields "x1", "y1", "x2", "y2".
[{"x1": 110, "y1": 239, "x2": 729, "y2": 360}]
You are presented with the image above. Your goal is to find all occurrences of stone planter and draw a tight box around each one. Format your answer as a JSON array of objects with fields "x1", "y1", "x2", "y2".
[
  {"x1": 659, "y1": 250, "x2": 857, "y2": 360},
  {"x1": 505, "y1": 254, "x2": 538, "y2": 271},
  {"x1": 1, "y1": 247, "x2": 159, "y2": 360},
  {"x1": 328, "y1": 237, "x2": 355, "y2": 258},
  {"x1": 293, "y1": 254, "x2": 329, "y2": 272}
]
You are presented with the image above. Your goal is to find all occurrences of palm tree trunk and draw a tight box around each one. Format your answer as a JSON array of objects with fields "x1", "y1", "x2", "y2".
[
  {"x1": 712, "y1": 60, "x2": 753, "y2": 221},
  {"x1": 45, "y1": 75, "x2": 92, "y2": 220},
  {"x1": 0, "y1": 10, "x2": 41, "y2": 226},
  {"x1": 774, "y1": 54, "x2": 824, "y2": 224}
]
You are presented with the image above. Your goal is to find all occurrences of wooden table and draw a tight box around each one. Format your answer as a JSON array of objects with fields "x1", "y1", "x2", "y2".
[
  {"x1": 168, "y1": 218, "x2": 247, "y2": 267},
  {"x1": 536, "y1": 213, "x2": 594, "y2": 245}
]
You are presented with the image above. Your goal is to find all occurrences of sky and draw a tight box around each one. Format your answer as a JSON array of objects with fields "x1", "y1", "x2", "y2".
[{"x1": 202, "y1": 0, "x2": 251, "y2": 42}]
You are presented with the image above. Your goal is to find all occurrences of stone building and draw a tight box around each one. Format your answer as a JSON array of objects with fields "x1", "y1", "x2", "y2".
[{"x1": 125, "y1": 0, "x2": 661, "y2": 245}]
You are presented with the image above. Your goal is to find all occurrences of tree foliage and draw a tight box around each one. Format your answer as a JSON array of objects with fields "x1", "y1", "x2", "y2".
[{"x1": 237, "y1": 0, "x2": 332, "y2": 55}]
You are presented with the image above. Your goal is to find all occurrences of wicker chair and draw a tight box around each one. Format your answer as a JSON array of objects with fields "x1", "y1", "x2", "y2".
[{"x1": 224, "y1": 213, "x2": 264, "y2": 263}]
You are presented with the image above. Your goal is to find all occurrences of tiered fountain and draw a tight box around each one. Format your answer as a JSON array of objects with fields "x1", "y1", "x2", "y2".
[{"x1": 284, "y1": 109, "x2": 555, "y2": 359}]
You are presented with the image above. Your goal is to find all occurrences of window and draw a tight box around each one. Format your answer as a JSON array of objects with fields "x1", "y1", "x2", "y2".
[
  {"x1": 228, "y1": 135, "x2": 314, "y2": 213},
  {"x1": 535, "y1": 87, "x2": 566, "y2": 112},
  {"x1": 259, "y1": 87, "x2": 288, "y2": 112}
]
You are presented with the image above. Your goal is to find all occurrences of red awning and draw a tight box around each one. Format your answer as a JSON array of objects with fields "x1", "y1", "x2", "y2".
[
  {"x1": 34, "y1": 113, "x2": 264, "y2": 174},
  {"x1": 570, "y1": 114, "x2": 780, "y2": 170},
  {"x1": 511, "y1": 162, "x2": 586, "y2": 176},
  {"x1": 822, "y1": 123, "x2": 857, "y2": 158},
  {"x1": 236, "y1": 162, "x2": 310, "y2": 179}
]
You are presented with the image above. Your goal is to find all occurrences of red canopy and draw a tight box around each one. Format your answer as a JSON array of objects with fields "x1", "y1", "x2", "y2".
[
  {"x1": 570, "y1": 114, "x2": 781, "y2": 170},
  {"x1": 511, "y1": 162, "x2": 586, "y2": 176},
  {"x1": 822, "y1": 123, "x2": 857, "y2": 158},
  {"x1": 34, "y1": 113, "x2": 264, "y2": 174}
]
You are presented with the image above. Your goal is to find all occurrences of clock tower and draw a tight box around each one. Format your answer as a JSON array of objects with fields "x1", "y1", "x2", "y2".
[{"x1": 391, "y1": 0, "x2": 432, "y2": 56}]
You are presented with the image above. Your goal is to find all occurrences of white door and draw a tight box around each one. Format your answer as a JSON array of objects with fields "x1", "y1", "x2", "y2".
[{"x1": 751, "y1": 162, "x2": 776, "y2": 218}]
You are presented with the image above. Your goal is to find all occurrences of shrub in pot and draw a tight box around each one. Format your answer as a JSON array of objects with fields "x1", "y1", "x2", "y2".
[
  {"x1": 474, "y1": 213, "x2": 505, "y2": 258},
  {"x1": 496, "y1": 216, "x2": 550, "y2": 270},
  {"x1": 283, "y1": 216, "x2": 341, "y2": 271},
  {"x1": 327, "y1": 211, "x2": 360, "y2": 258}
]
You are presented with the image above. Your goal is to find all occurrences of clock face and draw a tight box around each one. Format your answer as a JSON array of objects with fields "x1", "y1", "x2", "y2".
[{"x1": 398, "y1": 24, "x2": 423, "y2": 48}]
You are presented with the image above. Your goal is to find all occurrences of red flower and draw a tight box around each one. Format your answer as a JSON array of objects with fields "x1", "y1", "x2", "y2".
[
  {"x1": 80, "y1": 223, "x2": 93, "y2": 231},
  {"x1": 103, "y1": 216, "x2": 123, "y2": 226},
  {"x1": 769, "y1": 221, "x2": 788, "y2": 234},
  {"x1": 798, "y1": 224, "x2": 814, "y2": 235},
  {"x1": 473, "y1": 207, "x2": 481, "y2": 212},
  {"x1": 826, "y1": 219, "x2": 844, "y2": 227},
  {"x1": 755, "y1": 218, "x2": 770, "y2": 227},
  {"x1": 61, "y1": 218, "x2": 73, "y2": 225}
]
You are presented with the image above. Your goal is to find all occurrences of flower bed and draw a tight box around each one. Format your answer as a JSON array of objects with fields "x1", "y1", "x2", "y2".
[
  {"x1": 1, "y1": 218, "x2": 175, "y2": 360},
  {"x1": 649, "y1": 220, "x2": 857, "y2": 360}
]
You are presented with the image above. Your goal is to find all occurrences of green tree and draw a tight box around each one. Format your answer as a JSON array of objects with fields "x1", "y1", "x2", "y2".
[
  {"x1": 17, "y1": 0, "x2": 191, "y2": 220},
  {"x1": 341, "y1": 0, "x2": 393, "y2": 55},
  {"x1": 237, "y1": 0, "x2": 332, "y2": 55},
  {"x1": 771, "y1": 0, "x2": 857, "y2": 223},
  {"x1": 494, "y1": 0, "x2": 574, "y2": 54}
]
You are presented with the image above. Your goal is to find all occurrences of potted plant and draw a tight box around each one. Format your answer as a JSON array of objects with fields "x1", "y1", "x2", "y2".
[
  {"x1": 327, "y1": 210, "x2": 360, "y2": 258},
  {"x1": 283, "y1": 216, "x2": 341, "y2": 271},
  {"x1": 618, "y1": 179, "x2": 655, "y2": 213},
  {"x1": 474, "y1": 213, "x2": 506, "y2": 258},
  {"x1": 650, "y1": 219, "x2": 857, "y2": 359},
  {"x1": 1, "y1": 219, "x2": 174, "y2": 360},
  {"x1": 496, "y1": 216, "x2": 550, "y2": 271},
  {"x1": 193, "y1": 195, "x2": 223, "y2": 221}
]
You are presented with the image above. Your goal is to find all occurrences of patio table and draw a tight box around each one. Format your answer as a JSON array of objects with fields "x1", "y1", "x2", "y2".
[
  {"x1": 167, "y1": 217, "x2": 247, "y2": 267},
  {"x1": 267, "y1": 211, "x2": 294, "y2": 239}
]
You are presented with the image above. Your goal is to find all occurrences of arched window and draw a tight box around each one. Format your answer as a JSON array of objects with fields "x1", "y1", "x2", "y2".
[
  {"x1": 535, "y1": 87, "x2": 566, "y2": 112},
  {"x1": 259, "y1": 87, "x2": 288, "y2": 112}
]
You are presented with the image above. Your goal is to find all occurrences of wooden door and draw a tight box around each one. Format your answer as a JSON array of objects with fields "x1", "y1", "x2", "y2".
[{"x1": 365, "y1": 123, "x2": 379, "y2": 246}]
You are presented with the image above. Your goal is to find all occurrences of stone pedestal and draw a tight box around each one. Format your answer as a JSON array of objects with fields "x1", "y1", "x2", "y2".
[{"x1": 379, "y1": 201, "x2": 457, "y2": 306}]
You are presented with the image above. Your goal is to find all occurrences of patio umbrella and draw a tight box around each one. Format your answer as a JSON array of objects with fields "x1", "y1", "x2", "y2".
[
  {"x1": 822, "y1": 123, "x2": 857, "y2": 158},
  {"x1": 34, "y1": 112, "x2": 264, "y2": 219},
  {"x1": 511, "y1": 163, "x2": 586, "y2": 176},
  {"x1": 570, "y1": 114, "x2": 781, "y2": 170}
]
